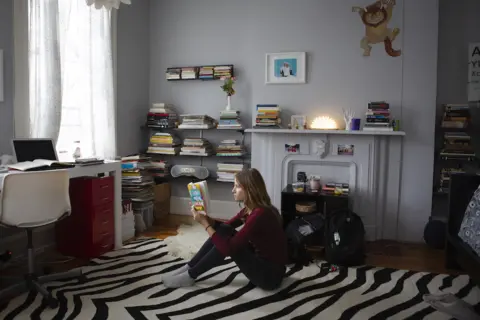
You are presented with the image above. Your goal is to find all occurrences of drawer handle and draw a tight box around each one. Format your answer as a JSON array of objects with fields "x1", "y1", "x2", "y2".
[
  {"x1": 101, "y1": 197, "x2": 109, "y2": 201},
  {"x1": 100, "y1": 185, "x2": 109, "y2": 189},
  {"x1": 102, "y1": 220, "x2": 109, "y2": 225}
]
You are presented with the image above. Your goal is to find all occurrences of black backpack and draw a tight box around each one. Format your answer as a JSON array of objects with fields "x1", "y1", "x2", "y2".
[
  {"x1": 285, "y1": 213, "x2": 325, "y2": 266},
  {"x1": 325, "y1": 209, "x2": 366, "y2": 266}
]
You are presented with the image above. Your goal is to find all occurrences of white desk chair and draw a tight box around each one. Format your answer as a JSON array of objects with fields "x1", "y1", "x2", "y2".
[{"x1": 0, "y1": 170, "x2": 83, "y2": 308}]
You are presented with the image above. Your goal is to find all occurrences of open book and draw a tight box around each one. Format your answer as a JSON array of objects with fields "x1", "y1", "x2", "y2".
[
  {"x1": 8, "y1": 159, "x2": 75, "y2": 171},
  {"x1": 187, "y1": 180, "x2": 210, "y2": 215}
]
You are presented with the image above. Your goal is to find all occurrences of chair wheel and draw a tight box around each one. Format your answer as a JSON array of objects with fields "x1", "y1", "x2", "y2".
[{"x1": 43, "y1": 296, "x2": 58, "y2": 309}]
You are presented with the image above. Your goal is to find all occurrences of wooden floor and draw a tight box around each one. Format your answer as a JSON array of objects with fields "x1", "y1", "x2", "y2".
[{"x1": 1, "y1": 214, "x2": 454, "y2": 282}]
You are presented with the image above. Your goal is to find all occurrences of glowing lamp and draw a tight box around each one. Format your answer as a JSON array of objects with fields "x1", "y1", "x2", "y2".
[{"x1": 310, "y1": 116, "x2": 338, "y2": 130}]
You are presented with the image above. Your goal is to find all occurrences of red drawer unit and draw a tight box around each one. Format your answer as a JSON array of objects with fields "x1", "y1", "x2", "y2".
[{"x1": 56, "y1": 176, "x2": 114, "y2": 259}]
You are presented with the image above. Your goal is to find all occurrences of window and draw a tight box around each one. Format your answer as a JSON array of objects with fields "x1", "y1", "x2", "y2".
[{"x1": 18, "y1": 0, "x2": 116, "y2": 161}]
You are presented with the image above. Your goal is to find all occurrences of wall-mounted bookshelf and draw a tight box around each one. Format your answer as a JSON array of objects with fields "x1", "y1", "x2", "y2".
[{"x1": 165, "y1": 64, "x2": 234, "y2": 81}]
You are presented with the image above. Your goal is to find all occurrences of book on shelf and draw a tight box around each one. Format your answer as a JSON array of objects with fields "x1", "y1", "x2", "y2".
[
  {"x1": 147, "y1": 103, "x2": 178, "y2": 128},
  {"x1": 218, "y1": 110, "x2": 242, "y2": 129},
  {"x1": 188, "y1": 180, "x2": 210, "y2": 215},
  {"x1": 216, "y1": 140, "x2": 245, "y2": 157},
  {"x1": 178, "y1": 114, "x2": 216, "y2": 129},
  {"x1": 363, "y1": 101, "x2": 393, "y2": 131},
  {"x1": 8, "y1": 159, "x2": 75, "y2": 171},
  {"x1": 216, "y1": 163, "x2": 245, "y2": 182},
  {"x1": 147, "y1": 132, "x2": 181, "y2": 155},
  {"x1": 255, "y1": 104, "x2": 281, "y2": 127},
  {"x1": 441, "y1": 103, "x2": 470, "y2": 129},
  {"x1": 180, "y1": 138, "x2": 214, "y2": 156}
]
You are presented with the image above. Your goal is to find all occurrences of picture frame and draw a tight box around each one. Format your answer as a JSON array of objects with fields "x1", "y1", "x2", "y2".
[
  {"x1": 265, "y1": 52, "x2": 306, "y2": 84},
  {"x1": 290, "y1": 115, "x2": 307, "y2": 129}
]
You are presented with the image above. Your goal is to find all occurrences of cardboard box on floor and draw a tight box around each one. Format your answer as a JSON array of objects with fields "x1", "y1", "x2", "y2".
[{"x1": 154, "y1": 183, "x2": 171, "y2": 220}]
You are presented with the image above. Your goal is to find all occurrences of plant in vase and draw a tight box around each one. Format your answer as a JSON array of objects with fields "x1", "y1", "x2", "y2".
[{"x1": 220, "y1": 76, "x2": 236, "y2": 111}]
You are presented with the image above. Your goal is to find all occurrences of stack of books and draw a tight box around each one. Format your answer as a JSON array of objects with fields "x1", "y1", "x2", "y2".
[
  {"x1": 254, "y1": 104, "x2": 281, "y2": 128},
  {"x1": 120, "y1": 155, "x2": 155, "y2": 203},
  {"x1": 441, "y1": 104, "x2": 469, "y2": 129},
  {"x1": 199, "y1": 66, "x2": 214, "y2": 79},
  {"x1": 216, "y1": 163, "x2": 245, "y2": 182},
  {"x1": 178, "y1": 114, "x2": 216, "y2": 129},
  {"x1": 180, "y1": 138, "x2": 214, "y2": 156},
  {"x1": 148, "y1": 160, "x2": 171, "y2": 179},
  {"x1": 213, "y1": 65, "x2": 233, "y2": 79},
  {"x1": 321, "y1": 182, "x2": 350, "y2": 196},
  {"x1": 217, "y1": 110, "x2": 242, "y2": 129},
  {"x1": 181, "y1": 67, "x2": 197, "y2": 79},
  {"x1": 146, "y1": 103, "x2": 178, "y2": 128},
  {"x1": 438, "y1": 168, "x2": 465, "y2": 193},
  {"x1": 216, "y1": 140, "x2": 245, "y2": 157},
  {"x1": 165, "y1": 68, "x2": 181, "y2": 80},
  {"x1": 146, "y1": 132, "x2": 181, "y2": 155},
  {"x1": 440, "y1": 132, "x2": 475, "y2": 160},
  {"x1": 363, "y1": 101, "x2": 392, "y2": 131}
]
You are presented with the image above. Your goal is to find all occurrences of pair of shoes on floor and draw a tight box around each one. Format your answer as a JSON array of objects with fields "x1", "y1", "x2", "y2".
[
  {"x1": 423, "y1": 293, "x2": 480, "y2": 320},
  {"x1": 162, "y1": 264, "x2": 195, "y2": 288}
]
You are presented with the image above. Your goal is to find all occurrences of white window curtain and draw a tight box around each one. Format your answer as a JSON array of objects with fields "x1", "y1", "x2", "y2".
[{"x1": 13, "y1": 0, "x2": 117, "y2": 160}]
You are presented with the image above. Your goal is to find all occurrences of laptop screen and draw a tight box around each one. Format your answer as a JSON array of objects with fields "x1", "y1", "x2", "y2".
[{"x1": 12, "y1": 139, "x2": 58, "y2": 162}]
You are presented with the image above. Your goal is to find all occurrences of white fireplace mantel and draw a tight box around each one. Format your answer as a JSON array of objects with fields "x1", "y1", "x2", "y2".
[
  {"x1": 245, "y1": 128, "x2": 406, "y2": 136},
  {"x1": 249, "y1": 128, "x2": 405, "y2": 241}
]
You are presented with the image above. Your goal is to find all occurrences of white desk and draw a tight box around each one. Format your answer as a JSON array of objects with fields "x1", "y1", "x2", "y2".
[{"x1": 0, "y1": 161, "x2": 123, "y2": 250}]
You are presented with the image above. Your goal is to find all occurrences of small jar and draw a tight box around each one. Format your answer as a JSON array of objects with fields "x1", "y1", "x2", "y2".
[
  {"x1": 292, "y1": 182, "x2": 305, "y2": 193},
  {"x1": 309, "y1": 176, "x2": 321, "y2": 192}
]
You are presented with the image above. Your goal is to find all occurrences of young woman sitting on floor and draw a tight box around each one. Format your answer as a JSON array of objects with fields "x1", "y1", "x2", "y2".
[{"x1": 162, "y1": 168, "x2": 288, "y2": 290}]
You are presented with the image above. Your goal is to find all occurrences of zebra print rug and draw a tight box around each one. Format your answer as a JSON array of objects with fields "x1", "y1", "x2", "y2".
[{"x1": 0, "y1": 238, "x2": 479, "y2": 319}]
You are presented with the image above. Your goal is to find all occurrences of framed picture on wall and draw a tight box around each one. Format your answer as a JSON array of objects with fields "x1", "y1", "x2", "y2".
[{"x1": 265, "y1": 52, "x2": 306, "y2": 84}]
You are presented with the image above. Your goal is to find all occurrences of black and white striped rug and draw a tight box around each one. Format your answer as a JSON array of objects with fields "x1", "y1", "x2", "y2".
[{"x1": 1, "y1": 238, "x2": 479, "y2": 319}]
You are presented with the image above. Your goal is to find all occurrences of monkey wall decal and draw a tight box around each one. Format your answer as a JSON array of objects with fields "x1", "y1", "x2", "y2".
[{"x1": 352, "y1": 0, "x2": 401, "y2": 57}]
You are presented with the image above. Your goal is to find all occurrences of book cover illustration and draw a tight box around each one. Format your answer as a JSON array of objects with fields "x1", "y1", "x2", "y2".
[{"x1": 187, "y1": 180, "x2": 210, "y2": 215}]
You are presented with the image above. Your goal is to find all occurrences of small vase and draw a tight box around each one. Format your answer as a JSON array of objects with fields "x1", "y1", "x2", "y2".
[{"x1": 226, "y1": 95, "x2": 231, "y2": 111}]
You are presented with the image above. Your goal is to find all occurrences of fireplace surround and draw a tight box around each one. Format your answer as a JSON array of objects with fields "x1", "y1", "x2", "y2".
[{"x1": 246, "y1": 128, "x2": 405, "y2": 241}]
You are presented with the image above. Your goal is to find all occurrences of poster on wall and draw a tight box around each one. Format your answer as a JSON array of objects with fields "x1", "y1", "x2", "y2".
[
  {"x1": 352, "y1": 0, "x2": 401, "y2": 57},
  {"x1": 265, "y1": 52, "x2": 306, "y2": 84},
  {"x1": 468, "y1": 42, "x2": 480, "y2": 102}
]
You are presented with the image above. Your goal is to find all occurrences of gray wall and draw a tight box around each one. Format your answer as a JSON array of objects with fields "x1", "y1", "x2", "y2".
[
  {"x1": 116, "y1": 0, "x2": 151, "y2": 156},
  {"x1": 148, "y1": 0, "x2": 439, "y2": 244},
  {"x1": 436, "y1": 0, "x2": 480, "y2": 108},
  {"x1": 0, "y1": 0, "x2": 14, "y2": 154}
]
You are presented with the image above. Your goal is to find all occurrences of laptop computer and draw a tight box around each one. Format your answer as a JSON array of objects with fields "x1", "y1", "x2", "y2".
[{"x1": 11, "y1": 138, "x2": 59, "y2": 163}]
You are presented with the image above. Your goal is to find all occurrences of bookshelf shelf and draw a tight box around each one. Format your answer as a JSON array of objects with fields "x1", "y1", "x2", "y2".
[
  {"x1": 165, "y1": 64, "x2": 234, "y2": 81},
  {"x1": 431, "y1": 104, "x2": 480, "y2": 220}
]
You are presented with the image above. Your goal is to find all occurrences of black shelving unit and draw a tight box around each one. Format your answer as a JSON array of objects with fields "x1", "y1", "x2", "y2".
[
  {"x1": 281, "y1": 185, "x2": 349, "y2": 229},
  {"x1": 165, "y1": 64, "x2": 234, "y2": 81},
  {"x1": 431, "y1": 104, "x2": 478, "y2": 221}
]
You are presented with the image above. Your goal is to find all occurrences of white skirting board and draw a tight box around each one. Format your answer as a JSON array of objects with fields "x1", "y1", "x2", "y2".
[{"x1": 170, "y1": 196, "x2": 241, "y2": 220}]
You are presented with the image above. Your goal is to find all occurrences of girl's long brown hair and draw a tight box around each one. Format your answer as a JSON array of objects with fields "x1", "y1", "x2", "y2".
[{"x1": 235, "y1": 169, "x2": 281, "y2": 224}]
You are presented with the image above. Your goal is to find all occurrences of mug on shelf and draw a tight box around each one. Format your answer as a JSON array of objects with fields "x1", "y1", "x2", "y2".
[{"x1": 351, "y1": 118, "x2": 361, "y2": 131}]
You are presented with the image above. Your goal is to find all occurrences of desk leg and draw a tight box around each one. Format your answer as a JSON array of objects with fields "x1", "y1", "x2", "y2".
[{"x1": 112, "y1": 168, "x2": 123, "y2": 249}]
